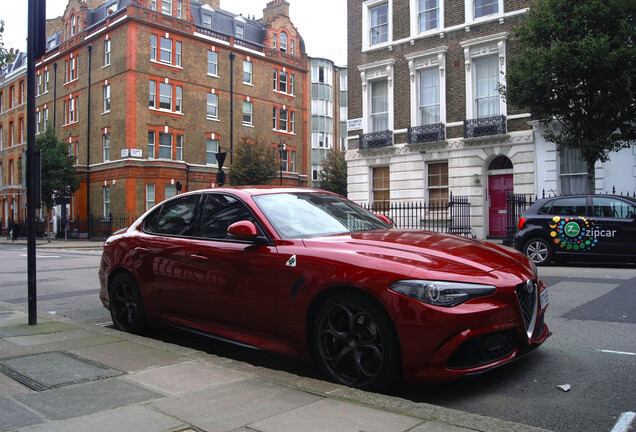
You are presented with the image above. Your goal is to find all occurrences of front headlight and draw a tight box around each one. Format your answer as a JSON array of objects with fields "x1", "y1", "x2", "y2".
[{"x1": 389, "y1": 280, "x2": 496, "y2": 307}]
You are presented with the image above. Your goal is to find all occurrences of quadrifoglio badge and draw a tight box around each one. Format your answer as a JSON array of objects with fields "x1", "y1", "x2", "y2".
[{"x1": 550, "y1": 216, "x2": 617, "y2": 251}]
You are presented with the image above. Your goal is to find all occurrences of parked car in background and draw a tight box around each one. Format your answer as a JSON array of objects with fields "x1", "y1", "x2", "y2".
[
  {"x1": 514, "y1": 194, "x2": 636, "y2": 265},
  {"x1": 99, "y1": 187, "x2": 550, "y2": 390}
]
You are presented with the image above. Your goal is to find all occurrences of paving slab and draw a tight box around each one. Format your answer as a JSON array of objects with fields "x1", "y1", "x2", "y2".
[
  {"x1": 3, "y1": 328, "x2": 94, "y2": 347},
  {"x1": 0, "y1": 321, "x2": 72, "y2": 338},
  {"x1": 0, "y1": 351, "x2": 123, "y2": 391},
  {"x1": 151, "y1": 378, "x2": 320, "y2": 432},
  {"x1": 0, "y1": 370, "x2": 31, "y2": 397},
  {"x1": 251, "y1": 398, "x2": 423, "y2": 432},
  {"x1": 17, "y1": 405, "x2": 186, "y2": 432},
  {"x1": 13, "y1": 378, "x2": 163, "y2": 421},
  {"x1": 70, "y1": 340, "x2": 186, "y2": 372},
  {"x1": 126, "y1": 360, "x2": 248, "y2": 395},
  {"x1": 0, "y1": 397, "x2": 45, "y2": 431}
]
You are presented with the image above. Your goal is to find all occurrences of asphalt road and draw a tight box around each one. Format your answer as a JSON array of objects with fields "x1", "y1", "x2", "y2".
[{"x1": 0, "y1": 243, "x2": 634, "y2": 432}]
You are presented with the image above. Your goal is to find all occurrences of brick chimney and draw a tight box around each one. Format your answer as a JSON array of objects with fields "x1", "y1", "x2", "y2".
[
  {"x1": 199, "y1": 0, "x2": 220, "y2": 9},
  {"x1": 263, "y1": 0, "x2": 289, "y2": 21}
]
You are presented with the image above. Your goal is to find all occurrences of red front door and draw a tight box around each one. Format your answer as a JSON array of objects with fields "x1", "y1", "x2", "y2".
[{"x1": 488, "y1": 174, "x2": 513, "y2": 237}]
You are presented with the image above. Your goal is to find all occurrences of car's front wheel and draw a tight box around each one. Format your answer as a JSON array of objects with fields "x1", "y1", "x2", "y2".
[
  {"x1": 312, "y1": 292, "x2": 399, "y2": 391},
  {"x1": 523, "y1": 237, "x2": 553, "y2": 265},
  {"x1": 109, "y1": 273, "x2": 147, "y2": 334}
]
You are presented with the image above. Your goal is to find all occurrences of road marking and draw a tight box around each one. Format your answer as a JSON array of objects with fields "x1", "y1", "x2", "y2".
[
  {"x1": 96, "y1": 321, "x2": 113, "y2": 327},
  {"x1": 599, "y1": 349, "x2": 636, "y2": 356},
  {"x1": 611, "y1": 412, "x2": 635, "y2": 432},
  {"x1": 20, "y1": 253, "x2": 60, "y2": 258}
]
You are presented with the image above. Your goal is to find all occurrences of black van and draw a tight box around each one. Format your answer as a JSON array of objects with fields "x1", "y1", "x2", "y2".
[{"x1": 513, "y1": 194, "x2": 636, "y2": 265}]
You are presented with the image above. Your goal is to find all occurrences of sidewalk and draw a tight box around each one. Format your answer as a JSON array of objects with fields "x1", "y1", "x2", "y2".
[
  {"x1": 0, "y1": 301, "x2": 552, "y2": 432},
  {"x1": 0, "y1": 237, "x2": 105, "y2": 249}
]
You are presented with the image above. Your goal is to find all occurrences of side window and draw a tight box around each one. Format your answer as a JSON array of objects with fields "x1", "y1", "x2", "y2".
[
  {"x1": 538, "y1": 201, "x2": 553, "y2": 215},
  {"x1": 144, "y1": 195, "x2": 199, "y2": 236},
  {"x1": 592, "y1": 197, "x2": 636, "y2": 219},
  {"x1": 200, "y1": 194, "x2": 255, "y2": 240},
  {"x1": 551, "y1": 197, "x2": 587, "y2": 216}
]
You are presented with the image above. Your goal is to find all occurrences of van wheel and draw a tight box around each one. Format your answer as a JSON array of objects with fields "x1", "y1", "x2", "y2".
[{"x1": 523, "y1": 238, "x2": 553, "y2": 266}]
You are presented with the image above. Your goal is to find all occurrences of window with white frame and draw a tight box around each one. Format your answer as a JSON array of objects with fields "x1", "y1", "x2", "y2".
[
  {"x1": 103, "y1": 133, "x2": 110, "y2": 162},
  {"x1": 243, "y1": 100, "x2": 253, "y2": 125},
  {"x1": 44, "y1": 70, "x2": 49, "y2": 92},
  {"x1": 236, "y1": 24, "x2": 244, "y2": 39},
  {"x1": 312, "y1": 132, "x2": 332, "y2": 149},
  {"x1": 312, "y1": 65, "x2": 332, "y2": 84},
  {"x1": 175, "y1": 41, "x2": 182, "y2": 67},
  {"x1": 103, "y1": 186, "x2": 110, "y2": 218},
  {"x1": 146, "y1": 184, "x2": 155, "y2": 211},
  {"x1": 0, "y1": 126, "x2": 3, "y2": 149},
  {"x1": 160, "y1": 37, "x2": 172, "y2": 63},
  {"x1": 206, "y1": 138, "x2": 218, "y2": 165},
  {"x1": 36, "y1": 111, "x2": 41, "y2": 134},
  {"x1": 414, "y1": 0, "x2": 441, "y2": 34},
  {"x1": 370, "y1": 80, "x2": 388, "y2": 132},
  {"x1": 461, "y1": 34, "x2": 507, "y2": 120},
  {"x1": 207, "y1": 93, "x2": 218, "y2": 119},
  {"x1": 158, "y1": 132, "x2": 172, "y2": 159},
  {"x1": 280, "y1": 31, "x2": 288, "y2": 53},
  {"x1": 369, "y1": 2, "x2": 388, "y2": 46},
  {"x1": 104, "y1": 39, "x2": 111, "y2": 66},
  {"x1": 177, "y1": 0, "x2": 182, "y2": 18},
  {"x1": 159, "y1": 83, "x2": 172, "y2": 110},
  {"x1": 176, "y1": 135, "x2": 183, "y2": 160},
  {"x1": 151, "y1": 35, "x2": 157, "y2": 61},
  {"x1": 407, "y1": 49, "x2": 446, "y2": 126},
  {"x1": 466, "y1": 0, "x2": 503, "y2": 22},
  {"x1": 176, "y1": 86, "x2": 183, "y2": 113},
  {"x1": 148, "y1": 131, "x2": 155, "y2": 158},
  {"x1": 152, "y1": 35, "x2": 181, "y2": 67},
  {"x1": 103, "y1": 84, "x2": 111, "y2": 113},
  {"x1": 37, "y1": 73, "x2": 42, "y2": 96},
  {"x1": 202, "y1": 14, "x2": 212, "y2": 28},
  {"x1": 560, "y1": 146, "x2": 587, "y2": 195},
  {"x1": 474, "y1": 56, "x2": 500, "y2": 118},
  {"x1": 149, "y1": 81, "x2": 156, "y2": 107},
  {"x1": 162, "y1": 0, "x2": 172, "y2": 15},
  {"x1": 208, "y1": 50, "x2": 218, "y2": 76},
  {"x1": 243, "y1": 60, "x2": 252, "y2": 84},
  {"x1": 43, "y1": 108, "x2": 49, "y2": 129},
  {"x1": 360, "y1": 60, "x2": 394, "y2": 133}
]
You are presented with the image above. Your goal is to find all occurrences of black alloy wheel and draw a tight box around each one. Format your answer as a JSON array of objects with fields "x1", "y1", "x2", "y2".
[
  {"x1": 109, "y1": 273, "x2": 147, "y2": 334},
  {"x1": 313, "y1": 292, "x2": 399, "y2": 391},
  {"x1": 523, "y1": 237, "x2": 554, "y2": 266}
]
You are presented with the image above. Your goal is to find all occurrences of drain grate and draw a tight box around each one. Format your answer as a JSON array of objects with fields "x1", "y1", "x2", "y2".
[{"x1": 0, "y1": 351, "x2": 124, "y2": 391}]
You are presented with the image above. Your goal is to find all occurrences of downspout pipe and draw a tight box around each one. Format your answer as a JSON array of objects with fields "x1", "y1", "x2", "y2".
[{"x1": 86, "y1": 46, "x2": 92, "y2": 239}]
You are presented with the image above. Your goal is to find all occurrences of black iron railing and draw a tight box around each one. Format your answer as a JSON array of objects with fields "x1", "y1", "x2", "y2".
[
  {"x1": 359, "y1": 193, "x2": 471, "y2": 236},
  {"x1": 408, "y1": 123, "x2": 445, "y2": 144},
  {"x1": 464, "y1": 115, "x2": 506, "y2": 138},
  {"x1": 359, "y1": 130, "x2": 393, "y2": 150}
]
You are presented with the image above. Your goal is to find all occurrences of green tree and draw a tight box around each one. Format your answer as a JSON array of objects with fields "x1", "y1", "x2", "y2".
[
  {"x1": 36, "y1": 128, "x2": 81, "y2": 241},
  {"x1": 0, "y1": 20, "x2": 10, "y2": 67},
  {"x1": 501, "y1": 0, "x2": 636, "y2": 193},
  {"x1": 228, "y1": 138, "x2": 278, "y2": 186},
  {"x1": 317, "y1": 150, "x2": 348, "y2": 196}
]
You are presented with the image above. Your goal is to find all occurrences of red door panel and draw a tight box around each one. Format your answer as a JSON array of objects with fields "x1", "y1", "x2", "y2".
[{"x1": 489, "y1": 174, "x2": 513, "y2": 237}]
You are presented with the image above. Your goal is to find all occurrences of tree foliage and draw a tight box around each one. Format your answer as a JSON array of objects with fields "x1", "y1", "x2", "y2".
[
  {"x1": 0, "y1": 20, "x2": 10, "y2": 68},
  {"x1": 228, "y1": 138, "x2": 278, "y2": 186},
  {"x1": 502, "y1": 0, "x2": 636, "y2": 192},
  {"x1": 317, "y1": 150, "x2": 348, "y2": 196},
  {"x1": 35, "y1": 127, "x2": 81, "y2": 211}
]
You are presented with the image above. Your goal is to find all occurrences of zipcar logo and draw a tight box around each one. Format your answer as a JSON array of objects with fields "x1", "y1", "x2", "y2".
[
  {"x1": 550, "y1": 216, "x2": 598, "y2": 251},
  {"x1": 564, "y1": 222, "x2": 580, "y2": 237}
]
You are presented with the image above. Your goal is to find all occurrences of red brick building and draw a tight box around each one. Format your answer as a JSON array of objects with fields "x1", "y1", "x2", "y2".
[{"x1": 0, "y1": 0, "x2": 309, "y2": 234}]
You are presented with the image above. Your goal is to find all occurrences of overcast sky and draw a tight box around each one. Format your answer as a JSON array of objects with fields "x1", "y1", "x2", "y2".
[{"x1": 1, "y1": 0, "x2": 347, "y2": 65}]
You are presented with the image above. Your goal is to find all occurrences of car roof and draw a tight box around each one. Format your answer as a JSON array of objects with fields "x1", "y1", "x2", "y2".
[
  {"x1": 179, "y1": 186, "x2": 335, "y2": 198},
  {"x1": 525, "y1": 194, "x2": 636, "y2": 211}
]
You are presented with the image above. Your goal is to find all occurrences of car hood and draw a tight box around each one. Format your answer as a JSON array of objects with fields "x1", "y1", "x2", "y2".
[{"x1": 302, "y1": 230, "x2": 525, "y2": 276}]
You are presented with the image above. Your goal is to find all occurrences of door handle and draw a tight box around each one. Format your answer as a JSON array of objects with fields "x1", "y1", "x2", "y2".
[
  {"x1": 134, "y1": 247, "x2": 150, "y2": 254},
  {"x1": 190, "y1": 254, "x2": 208, "y2": 261}
]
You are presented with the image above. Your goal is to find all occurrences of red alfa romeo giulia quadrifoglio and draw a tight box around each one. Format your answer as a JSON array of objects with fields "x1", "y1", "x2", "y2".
[{"x1": 99, "y1": 187, "x2": 550, "y2": 390}]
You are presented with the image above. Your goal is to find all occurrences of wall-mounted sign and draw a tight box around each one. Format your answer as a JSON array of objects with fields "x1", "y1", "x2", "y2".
[
  {"x1": 130, "y1": 149, "x2": 142, "y2": 157},
  {"x1": 121, "y1": 149, "x2": 129, "y2": 158},
  {"x1": 347, "y1": 118, "x2": 363, "y2": 131}
]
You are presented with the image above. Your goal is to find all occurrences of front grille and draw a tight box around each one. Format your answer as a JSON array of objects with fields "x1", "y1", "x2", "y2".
[
  {"x1": 515, "y1": 280, "x2": 538, "y2": 337},
  {"x1": 446, "y1": 329, "x2": 517, "y2": 369},
  {"x1": 535, "y1": 312, "x2": 545, "y2": 338}
]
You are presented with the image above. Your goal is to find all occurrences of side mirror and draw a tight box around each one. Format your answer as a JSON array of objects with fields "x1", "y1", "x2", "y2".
[
  {"x1": 228, "y1": 220, "x2": 260, "y2": 241},
  {"x1": 375, "y1": 214, "x2": 394, "y2": 227}
]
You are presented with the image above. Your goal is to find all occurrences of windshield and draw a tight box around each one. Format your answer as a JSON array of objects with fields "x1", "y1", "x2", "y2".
[{"x1": 254, "y1": 192, "x2": 390, "y2": 239}]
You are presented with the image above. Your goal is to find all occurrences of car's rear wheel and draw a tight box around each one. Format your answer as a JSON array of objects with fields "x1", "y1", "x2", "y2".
[
  {"x1": 523, "y1": 237, "x2": 553, "y2": 265},
  {"x1": 109, "y1": 273, "x2": 146, "y2": 334},
  {"x1": 312, "y1": 292, "x2": 399, "y2": 391}
]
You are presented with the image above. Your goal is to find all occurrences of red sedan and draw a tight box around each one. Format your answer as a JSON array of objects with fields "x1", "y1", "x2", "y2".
[{"x1": 99, "y1": 187, "x2": 550, "y2": 390}]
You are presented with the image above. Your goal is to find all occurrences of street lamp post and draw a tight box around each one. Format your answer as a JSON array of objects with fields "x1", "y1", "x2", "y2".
[{"x1": 277, "y1": 141, "x2": 285, "y2": 186}]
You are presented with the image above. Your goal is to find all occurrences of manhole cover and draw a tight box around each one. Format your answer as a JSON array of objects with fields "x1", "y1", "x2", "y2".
[{"x1": 0, "y1": 351, "x2": 124, "y2": 391}]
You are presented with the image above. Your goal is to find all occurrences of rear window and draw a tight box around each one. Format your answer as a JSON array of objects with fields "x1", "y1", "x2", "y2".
[{"x1": 541, "y1": 197, "x2": 587, "y2": 216}]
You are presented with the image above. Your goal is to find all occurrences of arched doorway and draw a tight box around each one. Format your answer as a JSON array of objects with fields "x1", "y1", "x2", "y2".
[{"x1": 488, "y1": 156, "x2": 513, "y2": 237}]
